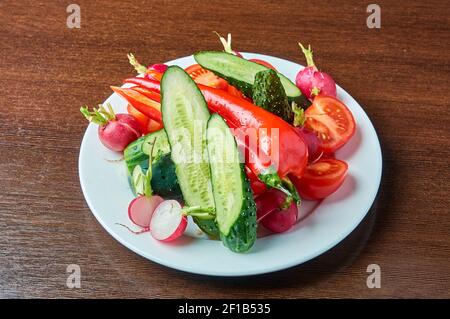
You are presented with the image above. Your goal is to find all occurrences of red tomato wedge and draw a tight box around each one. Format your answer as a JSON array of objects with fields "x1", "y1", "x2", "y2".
[
  {"x1": 185, "y1": 64, "x2": 228, "y2": 90},
  {"x1": 248, "y1": 58, "x2": 277, "y2": 71},
  {"x1": 304, "y1": 96, "x2": 355, "y2": 153},
  {"x1": 292, "y1": 158, "x2": 348, "y2": 200}
]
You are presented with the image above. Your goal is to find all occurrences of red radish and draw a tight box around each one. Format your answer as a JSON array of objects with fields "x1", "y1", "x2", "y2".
[
  {"x1": 214, "y1": 32, "x2": 275, "y2": 70},
  {"x1": 149, "y1": 63, "x2": 168, "y2": 74},
  {"x1": 128, "y1": 195, "x2": 164, "y2": 228},
  {"x1": 150, "y1": 200, "x2": 188, "y2": 242},
  {"x1": 214, "y1": 32, "x2": 243, "y2": 57},
  {"x1": 256, "y1": 189, "x2": 298, "y2": 233},
  {"x1": 294, "y1": 127, "x2": 323, "y2": 163},
  {"x1": 80, "y1": 103, "x2": 141, "y2": 152},
  {"x1": 261, "y1": 201, "x2": 298, "y2": 233},
  {"x1": 127, "y1": 53, "x2": 167, "y2": 80},
  {"x1": 295, "y1": 43, "x2": 337, "y2": 100}
]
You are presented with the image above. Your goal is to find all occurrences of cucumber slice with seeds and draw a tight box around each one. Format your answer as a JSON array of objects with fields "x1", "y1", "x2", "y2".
[
  {"x1": 161, "y1": 66, "x2": 216, "y2": 228},
  {"x1": 206, "y1": 113, "x2": 257, "y2": 252}
]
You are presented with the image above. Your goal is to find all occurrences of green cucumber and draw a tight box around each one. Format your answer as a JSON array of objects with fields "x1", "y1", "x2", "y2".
[
  {"x1": 140, "y1": 129, "x2": 180, "y2": 198},
  {"x1": 161, "y1": 66, "x2": 217, "y2": 235},
  {"x1": 150, "y1": 153, "x2": 182, "y2": 200},
  {"x1": 124, "y1": 136, "x2": 148, "y2": 174},
  {"x1": 124, "y1": 129, "x2": 170, "y2": 175},
  {"x1": 142, "y1": 129, "x2": 171, "y2": 160},
  {"x1": 206, "y1": 113, "x2": 257, "y2": 252},
  {"x1": 253, "y1": 69, "x2": 293, "y2": 123},
  {"x1": 131, "y1": 164, "x2": 146, "y2": 195},
  {"x1": 193, "y1": 218, "x2": 219, "y2": 238},
  {"x1": 194, "y1": 51, "x2": 308, "y2": 106},
  {"x1": 130, "y1": 155, "x2": 181, "y2": 200},
  {"x1": 125, "y1": 129, "x2": 181, "y2": 199}
]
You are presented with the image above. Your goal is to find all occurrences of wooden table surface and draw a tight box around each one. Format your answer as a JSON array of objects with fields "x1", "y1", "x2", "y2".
[{"x1": 0, "y1": 0, "x2": 449, "y2": 298}]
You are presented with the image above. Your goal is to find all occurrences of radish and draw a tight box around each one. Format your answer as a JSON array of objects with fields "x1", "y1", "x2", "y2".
[
  {"x1": 150, "y1": 200, "x2": 187, "y2": 242},
  {"x1": 127, "y1": 53, "x2": 167, "y2": 80},
  {"x1": 256, "y1": 189, "x2": 298, "y2": 233},
  {"x1": 80, "y1": 103, "x2": 141, "y2": 152},
  {"x1": 261, "y1": 201, "x2": 298, "y2": 233},
  {"x1": 150, "y1": 200, "x2": 215, "y2": 242},
  {"x1": 128, "y1": 195, "x2": 164, "y2": 228},
  {"x1": 295, "y1": 43, "x2": 337, "y2": 100},
  {"x1": 214, "y1": 32, "x2": 243, "y2": 57},
  {"x1": 149, "y1": 64, "x2": 168, "y2": 74},
  {"x1": 294, "y1": 127, "x2": 324, "y2": 163}
]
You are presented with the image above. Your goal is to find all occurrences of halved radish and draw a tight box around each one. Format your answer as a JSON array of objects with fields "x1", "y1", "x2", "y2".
[
  {"x1": 150, "y1": 200, "x2": 188, "y2": 242},
  {"x1": 128, "y1": 195, "x2": 164, "y2": 228}
]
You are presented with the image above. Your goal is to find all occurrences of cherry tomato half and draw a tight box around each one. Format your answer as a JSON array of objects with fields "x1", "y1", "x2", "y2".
[
  {"x1": 292, "y1": 158, "x2": 348, "y2": 200},
  {"x1": 304, "y1": 95, "x2": 355, "y2": 153},
  {"x1": 185, "y1": 64, "x2": 228, "y2": 90}
]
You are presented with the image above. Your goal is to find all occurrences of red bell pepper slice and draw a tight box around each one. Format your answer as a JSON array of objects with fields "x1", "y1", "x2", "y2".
[
  {"x1": 131, "y1": 86, "x2": 161, "y2": 103},
  {"x1": 111, "y1": 86, "x2": 162, "y2": 122}
]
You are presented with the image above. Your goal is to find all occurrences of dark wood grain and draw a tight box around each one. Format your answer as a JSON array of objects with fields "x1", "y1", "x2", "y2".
[{"x1": 0, "y1": 0, "x2": 449, "y2": 298}]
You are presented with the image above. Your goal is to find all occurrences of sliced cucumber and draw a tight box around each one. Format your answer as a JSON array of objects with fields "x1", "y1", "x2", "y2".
[
  {"x1": 142, "y1": 129, "x2": 170, "y2": 160},
  {"x1": 150, "y1": 153, "x2": 182, "y2": 200},
  {"x1": 194, "y1": 51, "x2": 306, "y2": 105},
  {"x1": 161, "y1": 65, "x2": 216, "y2": 218},
  {"x1": 124, "y1": 136, "x2": 148, "y2": 174},
  {"x1": 206, "y1": 114, "x2": 257, "y2": 252},
  {"x1": 131, "y1": 165, "x2": 146, "y2": 196},
  {"x1": 125, "y1": 129, "x2": 182, "y2": 199},
  {"x1": 124, "y1": 129, "x2": 169, "y2": 175}
]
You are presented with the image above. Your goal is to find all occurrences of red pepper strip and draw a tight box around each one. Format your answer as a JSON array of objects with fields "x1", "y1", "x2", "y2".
[
  {"x1": 146, "y1": 69, "x2": 163, "y2": 82},
  {"x1": 111, "y1": 86, "x2": 162, "y2": 122},
  {"x1": 123, "y1": 77, "x2": 308, "y2": 203},
  {"x1": 124, "y1": 77, "x2": 161, "y2": 93},
  {"x1": 131, "y1": 86, "x2": 161, "y2": 103}
]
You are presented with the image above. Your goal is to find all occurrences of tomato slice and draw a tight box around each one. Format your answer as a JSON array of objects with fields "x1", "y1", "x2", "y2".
[
  {"x1": 304, "y1": 96, "x2": 355, "y2": 153},
  {"x1": 292, "y1": 158, "x2": 348, "y2": 200},
  {"x1": 248, "y1": 58, "x2": 277, "y2": 71},
  {"x1": 185, "y1": 64, "x2": 228, "y2": 90}
]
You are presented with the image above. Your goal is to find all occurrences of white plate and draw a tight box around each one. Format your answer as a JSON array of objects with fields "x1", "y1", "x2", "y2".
[{"x1": 79, "y1": 53, "x2": 382, "y2": 276}]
